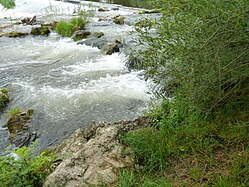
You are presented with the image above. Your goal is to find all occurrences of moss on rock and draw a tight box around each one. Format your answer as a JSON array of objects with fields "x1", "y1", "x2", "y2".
[{"x1": 0, "y1": 88, "x2": 9, "y2": 111}]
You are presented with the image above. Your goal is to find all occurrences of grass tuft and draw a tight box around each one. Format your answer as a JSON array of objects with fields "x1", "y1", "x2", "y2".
[
  {"x1": 0, "y1": 0, "x2": 15, "y2": 9},
  {"x1": 55, "y1": 17, "x2": 87, "y2": 37}
]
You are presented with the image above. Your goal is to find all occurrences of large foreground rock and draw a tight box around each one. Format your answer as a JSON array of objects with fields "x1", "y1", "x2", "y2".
[{"x1": 44, "y1": 116, "x2": 149, "y2": 187}]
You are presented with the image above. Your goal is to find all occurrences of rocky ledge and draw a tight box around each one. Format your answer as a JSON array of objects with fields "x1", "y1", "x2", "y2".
[{"x1": 44, "y1": 116, "x2": 150, "y2": 187}]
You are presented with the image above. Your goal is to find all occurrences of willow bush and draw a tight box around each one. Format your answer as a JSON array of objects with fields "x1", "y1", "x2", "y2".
[{"x1": 133, "y1": 0, "x2": 249, "y2": 122}]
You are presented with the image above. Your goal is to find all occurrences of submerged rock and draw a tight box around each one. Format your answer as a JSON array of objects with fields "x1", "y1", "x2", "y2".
[
  {"x1": 100, "y1": 36, "x2": 124, "y2": 55},
  {"x1": 90, "y1": 31, "x2": 104, "y2": 38},
  {"x1": 5, "y1": 31, "x2": 29, "y2": 38},
  {"x1": 71, "y1": 30, "x2": 91, "y2": 41},
  {"x1": 44, "y1": 117, "x2": 149, "y2": 187},
  {"x1": 98, "y1": 7, "x2": 109, "y2": 12},
  {"x1": 101, "y1": 42, "x2": 120, "y2": 55},
  {"x1": 0, "y1": 88, "x2": 9, "y2": 112},
  {"x1": 6, "y1": 109, "x2": 37, "y2": 148},
  {"x1": 77, "y1": 32, "x2": 105, "y2": 49},
  {"x1": 41, "y1": 21, "x2": 57, "y2": 30},
  {"x1": 31, "y1": 26, "x2": 51, "y2": 36},
  {"x1": 113, "y1": 15, "x2": 125, "y2": 25}
]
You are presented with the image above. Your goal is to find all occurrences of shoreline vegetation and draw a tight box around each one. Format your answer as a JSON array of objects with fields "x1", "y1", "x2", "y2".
[
  {"x1": 118, "y1": 0, "x2": 248, "y2": 186},
  {"x1": 0, "y1": 0, "x2": 248, "y2": 186},
  {"x1": 0, "y1": 0, "x2": 15, "y2": 9}
]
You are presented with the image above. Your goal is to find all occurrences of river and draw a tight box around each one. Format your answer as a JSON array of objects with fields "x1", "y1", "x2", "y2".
[{"x1": 0, "y1": 0, "x2": 152, "y2": 153}]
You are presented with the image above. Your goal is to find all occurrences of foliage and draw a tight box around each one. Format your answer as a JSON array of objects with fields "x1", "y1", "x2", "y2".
[
  {"x1": 120, "y1": 1, "x2": 249, "y2": 185},
  {"x1": 0, "y1": 0, "x2": 15, "y2": 9},
  {"x1": 0, "y1": 144, "x2": 57, "y2": 187},
  {"x1": 132, "y1": 0, "x2": 249, "y2": 121},
  {"x1": 55, "y1": 17, "x2": 87, "y2": 37}
]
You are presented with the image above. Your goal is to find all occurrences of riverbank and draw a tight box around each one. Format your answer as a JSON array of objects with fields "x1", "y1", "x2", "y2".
[{"x1": 1, "y1": 0, "x2": 248, "y2": 186}]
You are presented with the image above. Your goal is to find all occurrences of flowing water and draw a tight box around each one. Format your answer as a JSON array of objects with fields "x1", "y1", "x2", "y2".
[{"x1": 0, "y1": 0, "x2": 152, "y2": 152}]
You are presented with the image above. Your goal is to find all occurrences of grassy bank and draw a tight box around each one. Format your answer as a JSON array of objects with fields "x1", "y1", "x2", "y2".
[
  {"x1": 118, "y1": 0, "x2": 249, "y2": 186},
  {"x1": 0, "y1": 0, "x2": 15, "y2": 9},
  {"x1": 119, "y1": 102, "x2": 248, "y2": 186}
]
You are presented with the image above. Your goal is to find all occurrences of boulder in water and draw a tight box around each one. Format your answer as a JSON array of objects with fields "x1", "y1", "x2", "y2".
[
  {"x1": 77, "y1": 32, "x2": 105, "y2": 48},
  {"x1": 101, "y1": 42, "x2": 120, "y2": 55},
  {"x1": 41, "y1": 21, "x2": 57, "y2": 30},
  {"x1": 98, "y1": 7, "x2": 109, "y2": 12},
  {"x1": 90, "y1": 31, "x2": 104, "y2": 38},
  {"x1": 71, "y1": 30, "x2": 91, "y2": 41},
  {"x1": 5, "y1": 31, "x2": 29, "y2": 38},
  {"x1": 6, "y1": 109, "x2": 37, "y2": 148},
  {"x1": 0, "y1": 88, "x2": 9, "y2": 112},
  {"x1": 113, "y1": 15, "x2": 125, "y2": 25},
  {"x1": 31, "y1": 26, "x2": 51, "y2": 36}
]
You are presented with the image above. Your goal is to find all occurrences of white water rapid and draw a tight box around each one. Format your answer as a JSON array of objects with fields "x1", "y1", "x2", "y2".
[{"x1": 0, "y1": 0, "x2": 152, "y2": 152}]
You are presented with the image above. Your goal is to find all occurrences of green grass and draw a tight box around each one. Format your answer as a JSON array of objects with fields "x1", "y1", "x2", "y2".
[
  {"x1": 118, "y1": 170, "x2": 172, "y2": 187},
  {"x1": 8, "y1": 108, "x2": 21, "y2": 116},
  {"x1": 0, "y1": 0, "x2": 15, "y2": 9},
  {"x1": 118, "y1": 99, "x2": 249, "y2": 186},
  {"x1": 55, "y1": 17, "x2": 87, "y2": 37}
]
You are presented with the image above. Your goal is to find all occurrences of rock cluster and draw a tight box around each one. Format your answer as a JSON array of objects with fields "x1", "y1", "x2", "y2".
[
  {"x1": 44, "y1": 116, "x2": 149, "y2": 187},
  {"x1": 0, "y1": 15, "x2": 52, "y2": 38}
]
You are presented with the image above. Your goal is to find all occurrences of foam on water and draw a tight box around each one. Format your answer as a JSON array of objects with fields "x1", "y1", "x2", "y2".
[
  {"x1": 62, "y1": 52, "x2": 126, "y2": 74},
  {"x1": 0, "y1": 0, "x2": 80, "y2": 19}
]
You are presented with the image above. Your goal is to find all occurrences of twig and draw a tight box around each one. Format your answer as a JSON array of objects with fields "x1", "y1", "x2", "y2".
[{"x1": 200, "y1": 163, "x2": 207, "y2": 184}]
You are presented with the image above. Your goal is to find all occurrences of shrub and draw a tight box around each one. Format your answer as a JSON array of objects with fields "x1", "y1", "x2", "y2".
[
  {"x1": 55, "y1": 17, "x2": 87, "y2": 37},
  {"x1": 120, "y1": 0, "x2": 249, "y2": 185},
  {"x1": 133, "y1": 0, "x2": 249, "y2": 122},
  {"x1": 0, "y1": 144, "x2": 57, "y2": 186},
  {"x1": 0, "y1": 0, "x2": 15, "y2": 9}
]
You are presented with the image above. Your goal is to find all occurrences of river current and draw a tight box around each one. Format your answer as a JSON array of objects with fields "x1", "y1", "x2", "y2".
[{"x1": 0, "y1": 0, "x2": 152, "y2": 152}]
